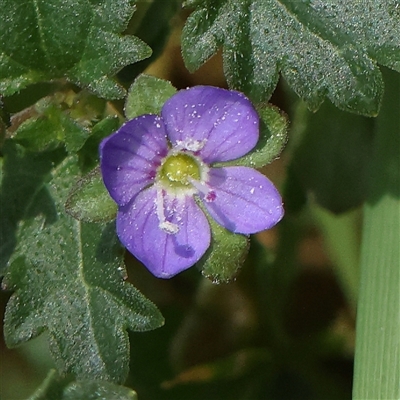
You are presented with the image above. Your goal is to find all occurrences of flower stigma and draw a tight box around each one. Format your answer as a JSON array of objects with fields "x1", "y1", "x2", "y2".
[
  {"x1": 156, "y1": 152, "x2": 202, "y2": 234},
  {"x1": 155, "y1": 151, "x2": 217, "y2": 234},
  {"x1": 158, "y1": 152, "x2": 202, "y2": 189}
]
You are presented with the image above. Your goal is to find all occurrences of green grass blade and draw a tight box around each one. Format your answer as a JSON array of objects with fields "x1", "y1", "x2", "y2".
[{"x1": 353, "y1": 69, "x2": 400, "y2": 399}]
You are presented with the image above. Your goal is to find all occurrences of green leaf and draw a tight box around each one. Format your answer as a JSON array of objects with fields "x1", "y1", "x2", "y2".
[
  {"x1": 125, "y1": 74, "x2": 177, "y2": 119},
  {"x1": 291, "y1": 100, "x2": 375, "y2": 213},
  {"x1": 182, "y1": 0, "x2": 400, "y2": 115},
  {"x1": 0, "y1": 0, "x2": 151, "y2": 99},
  {"x1": 27, "y1": 370, "x2": 67, "y2": 400},
  {"x1": 196, "y1": 202, "x2": 249, "y2": 283},
  {"x1": 0, "y1": 142, "x2": 65, "y2": 276},
  {"x1": 78, "y1": 115, "x2": 121, "y2": 173},
  {"x1": 183, "y1": 0, "x2": 203, "y2": 7},
  {"x1": 27, "y1": 370, "x2": 137, "y2": 400},
  {"x1": 63, "y1": 381, "x2": 137, "y2": 400},
  {"x1": 310, "y1": 205, "x2": 360, "y2": 309},
  {"x1": 119, "y1": 0, "x2": 181, "y2": 82},
  {"x1": 10, "y1": 89, "x2": 118, "y2": 162},
  {"x1": 353, "y1": 68, "x2": 400, "y2": 400},
  {"x1": 3, "y1": 155, "x2": 164, "y2": 383},
  {"x1": 13, "y1": 100, "x2": 90, "y2": 153},
  {"x1": 216, "y1": 104, "x2": 288, "y2": 168},
  {"x1": 65, "y1": 168, "x2": 117, "y2": 223}
]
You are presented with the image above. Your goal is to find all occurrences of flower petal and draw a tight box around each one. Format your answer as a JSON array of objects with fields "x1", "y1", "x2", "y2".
[
  {"x1": 100, "y1": 115, "x2": 169, "y2": 206},
  {"x1": 161, "y1": 86, "x2": 259, "y2": 163},
  {"x1": 202, "y1": 167, "x2": 284, "y2": 234},
  {"x1": 117, "y1": 187, "x2": 211, "y2": 278}
]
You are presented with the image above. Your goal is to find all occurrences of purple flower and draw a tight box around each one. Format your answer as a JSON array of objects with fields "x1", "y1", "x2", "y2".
[{"x1": 100, "y1": 86, "x2": 284, "y2": 278}]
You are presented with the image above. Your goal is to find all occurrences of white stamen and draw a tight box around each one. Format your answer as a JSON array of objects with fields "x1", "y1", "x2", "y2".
[
  {"x1": 159, "y1": 221, "x2": 179, "y2": 234},
  {"x1": 156, "y1": 188, "x2": 179, "y2": 234},
  {"x1": 175, "y1": 138, "x2": 207, "y2": 152}
]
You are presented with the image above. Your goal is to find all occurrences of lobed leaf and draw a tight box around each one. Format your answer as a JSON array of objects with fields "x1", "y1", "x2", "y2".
[
  {"x1": 0, "y1": 0, "x2": 151, "y2": 99},
  {"x1": 63, "y1": 380, "x2": 137, "y2": 400},
  {"x1": 125, "y1": 74, "x2": 177, "y2": 120},
  {"x1": 13, "y1": 101, "x2": 90, "y2": 153},
  {"x1": 118, "y1": 0, "x2": 181, "y2": 81},
  {"x1": 0, "y1": 142, "x2": 65, "y2": 276},
  {"x1": 11, "y1": 95, "x2": 118, "y2": 157},
  {"x1": 78, "y1": 115, "x2": 121, "y2": 173},
  {"x1": 182, "y1": 0, "x2": 400, "y2": 116},
  {"x1": 27, "y1": 369, "x2": 137, "y2": 400},
  {"x1": 65, "y1": 168, "x2": 117, "y2": 223},
  {"x1": 2, "y1": 153, "x2": 164, "y2": 383}
]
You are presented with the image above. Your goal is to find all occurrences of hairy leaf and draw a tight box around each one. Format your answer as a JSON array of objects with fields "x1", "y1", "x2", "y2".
[
  {"x1": 27, "y1": 369, "x2": 137, "y2": 400},
  {"x1": 78, "y1": 115, "x2": 121, "y2": 173},
  {"x1": 0, "y1": 0, "x2": 151, "y2": 99},
  {"x1": 182, "y1": 0, "x2": 400, "y2": 115},
  {"x1": 196, "y1": 201, "x2": 249, "y2": 283},
  {"x1": 13, "y1": 100, "x2": 90, "y2": 153},
  {"x1": 216, "y1": 104, "x2": 288, "y2": 169},
  {"x1": 0, "y1": 142, "x2": 65, "y2": 275},
  {"x1": 65, "y1": 168, "x2": 117, "y2": 223},
  {"x1": 2, "y1": 154, "x2": 164, "y2": 382},
  {"x1": 119, "y1": 0, "x2": 181, "y2": 82},
  {"x1": 125, "y1": 74, "x2": 177, "y2": 119},
  {"x1": 63, "y1": 380, "x2": 137, "y2": 400}
]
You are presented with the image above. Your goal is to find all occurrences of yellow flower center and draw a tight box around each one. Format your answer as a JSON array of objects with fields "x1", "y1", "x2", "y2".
[{"x1": 159, "y1": 153, "x2": 201, "y2": 189}]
